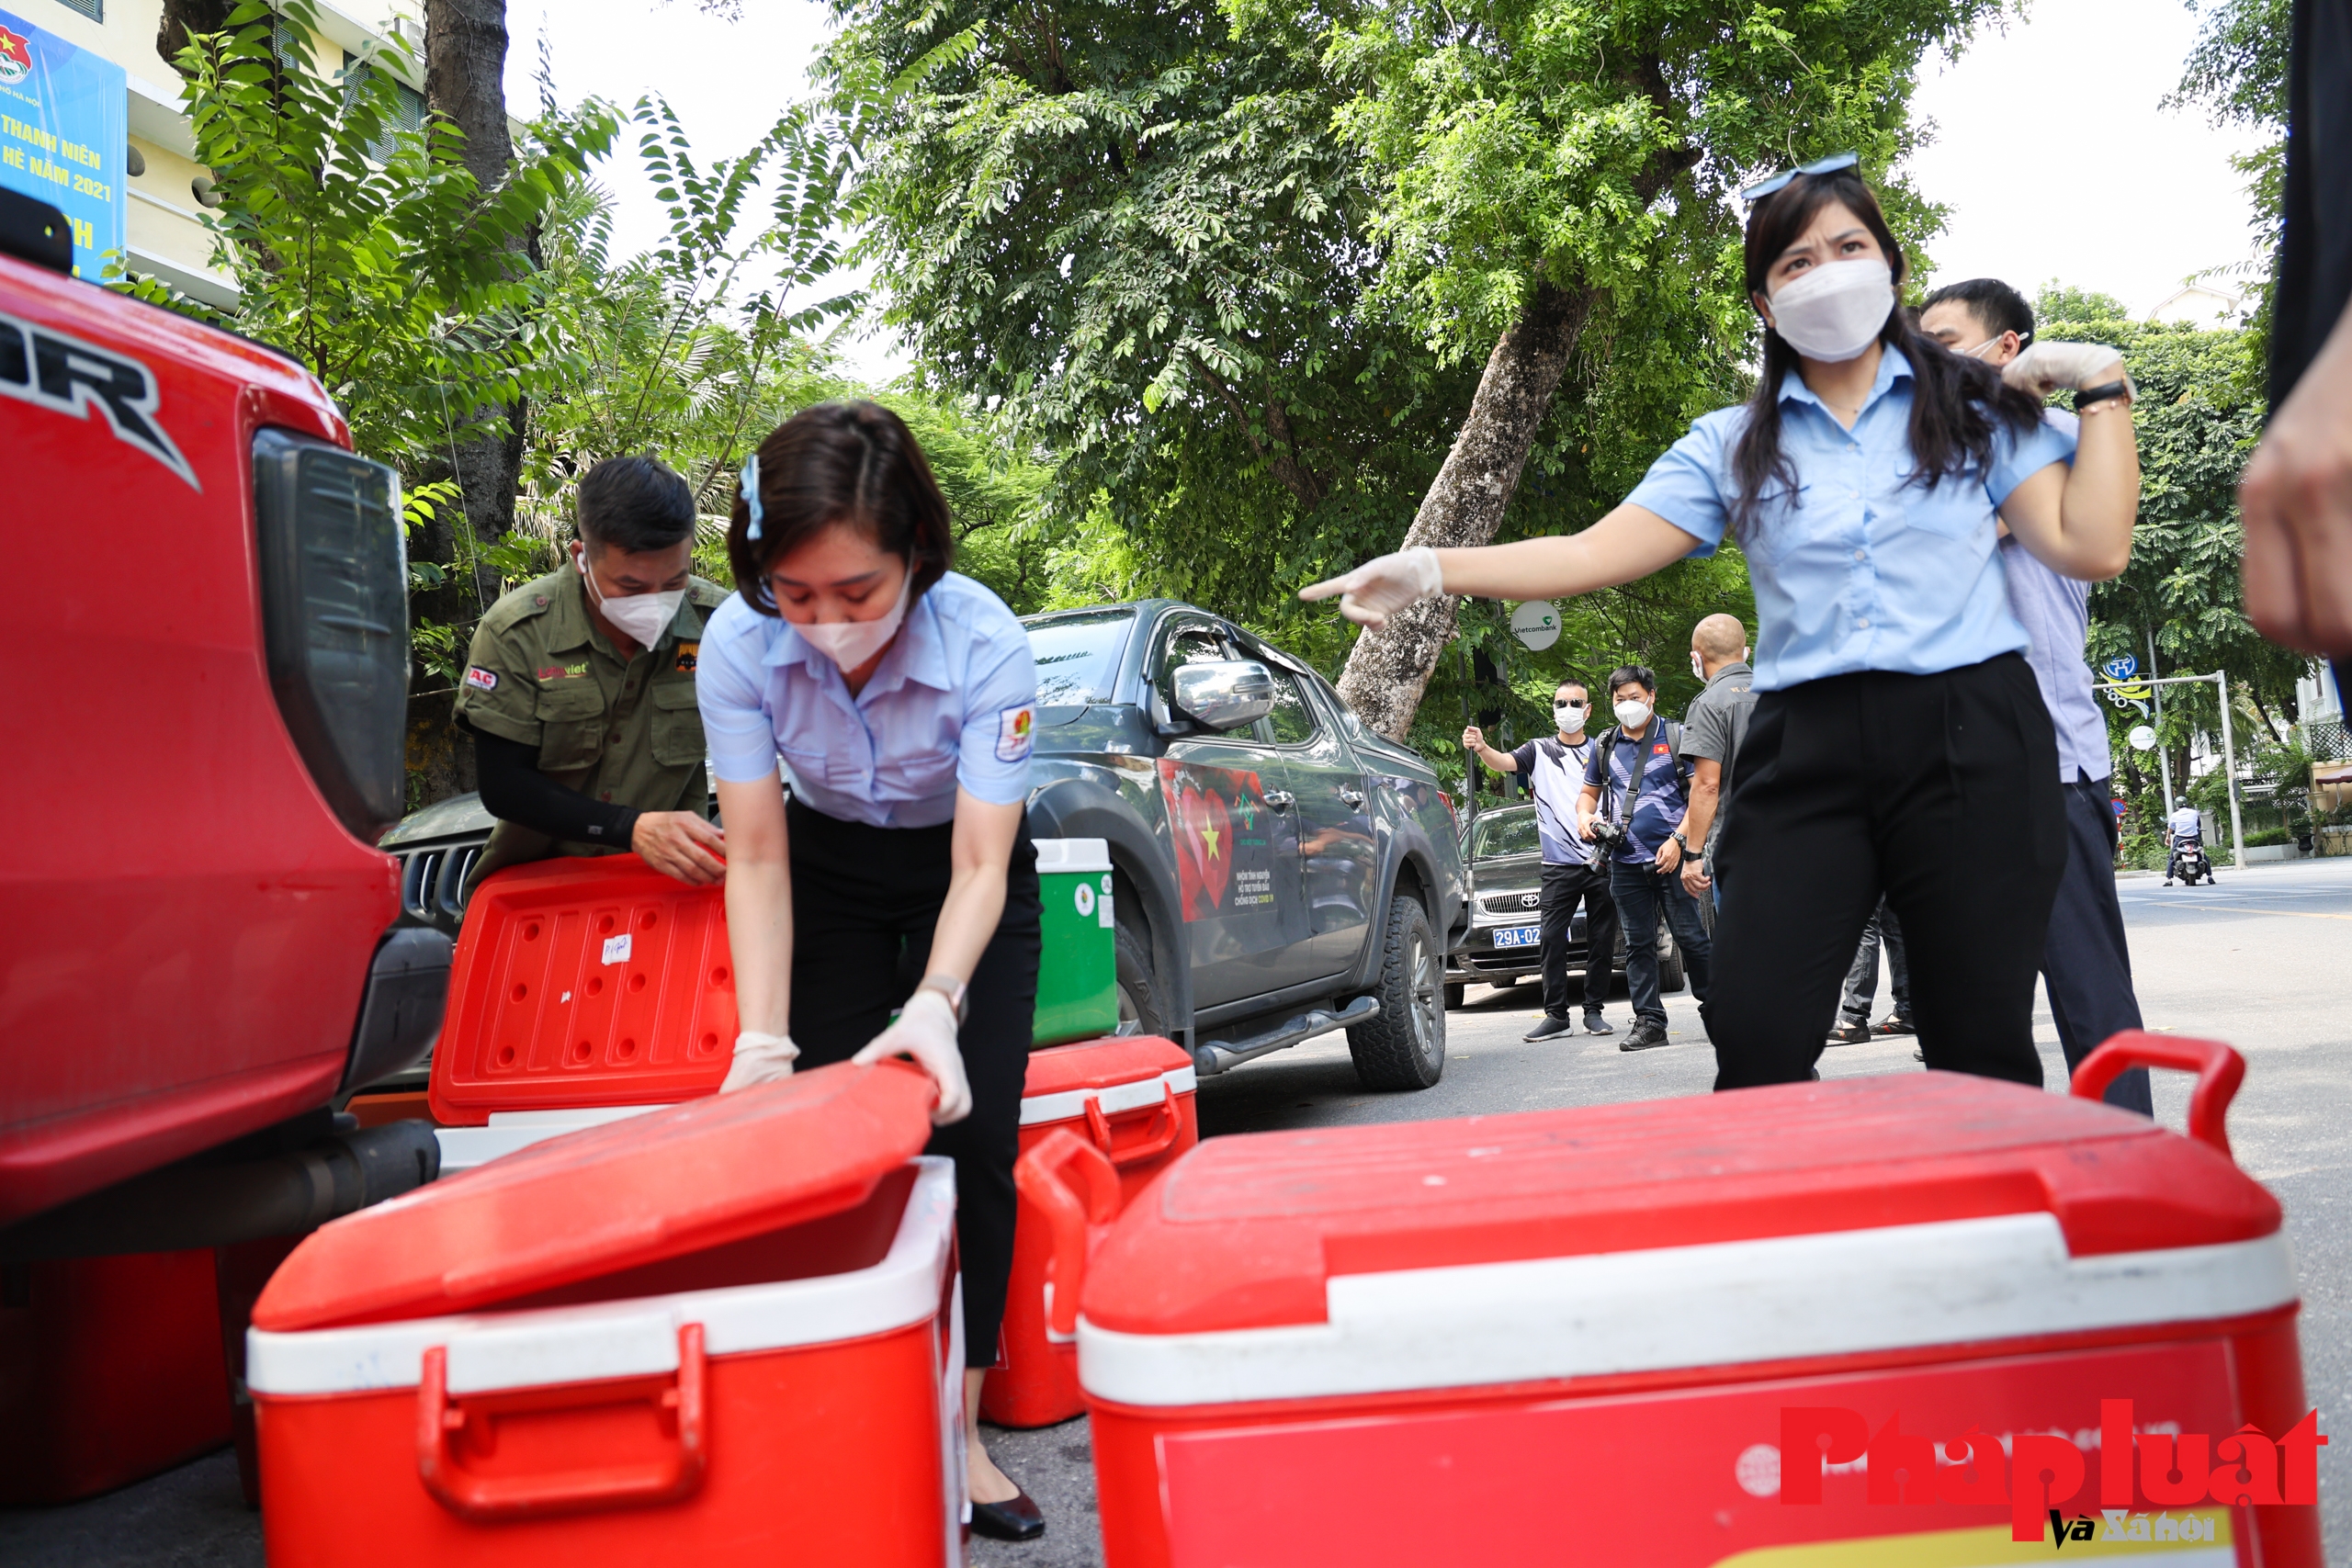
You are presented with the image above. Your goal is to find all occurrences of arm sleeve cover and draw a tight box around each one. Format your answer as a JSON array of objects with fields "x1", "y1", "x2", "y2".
[{"x1": 471, "y1": 728, "x2": 644, "y2": 849}]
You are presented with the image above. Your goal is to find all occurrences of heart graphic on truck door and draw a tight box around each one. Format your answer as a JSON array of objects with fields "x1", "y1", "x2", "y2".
[{"x1": 1178, "y1": 786, "x2": 1233, "y2": 913}]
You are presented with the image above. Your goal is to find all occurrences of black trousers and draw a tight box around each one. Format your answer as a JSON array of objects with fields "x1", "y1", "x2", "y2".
[
  {"x1": 2044, "y1": 776, "x2": 2154, "y2": 1114},
  {"x1": 1709, "y1": 655, "x2": 2067, "y2": 1089},
  {"x1": 785, "y1": 796, "x2": 1042, "y2": 1369},
  {"x1": 1610, "y1": 861, "x2": 1713, "y2": 1026},
  {"x1": 1539, "y1": 862, "x2": 1618, "y2": 1018}
]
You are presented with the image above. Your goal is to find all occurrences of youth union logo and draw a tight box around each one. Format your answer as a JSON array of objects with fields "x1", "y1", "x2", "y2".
[{"x1": 0, "y1": 27, "x2": 32, "y2": 85}]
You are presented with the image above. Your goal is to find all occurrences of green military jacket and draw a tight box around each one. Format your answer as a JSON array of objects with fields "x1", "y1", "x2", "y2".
[{"x1": 453, "y1": 566, "x2": 729, "y2": 891}]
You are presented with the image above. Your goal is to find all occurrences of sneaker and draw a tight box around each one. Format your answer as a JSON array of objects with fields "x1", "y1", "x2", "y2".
[
  {"x1": 1619, "y1": 1019, "x2": 1671, "y2": 1052},
  {"x1": 1582, "y1": 1011, "x2": 1614, "y2": 1036},
  {"x1": 1826, "y1": 1020, "x2": 1871, "y2": 1045},
  {"x1": 1522, "y1": 1014, "x2": 1577, "y2": 1043},
  {"x1": 1872, "y1": 1014, "x2": 1916, "y2": 1037},
  {"x1": 1913, "y1": 1048, "x2": 1926, "y2": 1064}
]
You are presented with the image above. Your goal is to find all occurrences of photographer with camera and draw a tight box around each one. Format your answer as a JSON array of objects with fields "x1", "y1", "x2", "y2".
[
  {"x1": 1464, "y1": 682, "x2": 1621, "y2": 1040},
  {"x1": 1574, "y1": 667, "x2": 1713, "y2": 1051}
]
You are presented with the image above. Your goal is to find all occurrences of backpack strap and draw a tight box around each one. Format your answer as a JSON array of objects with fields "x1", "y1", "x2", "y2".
[{"x1": 1662, "y1": 719, "x2": 1693, "y2": 801}]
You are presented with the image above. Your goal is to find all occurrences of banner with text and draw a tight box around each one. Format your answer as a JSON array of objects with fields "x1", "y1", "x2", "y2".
[{"x1": 0, "y1": 8, "x2": 126, "y2": 280}]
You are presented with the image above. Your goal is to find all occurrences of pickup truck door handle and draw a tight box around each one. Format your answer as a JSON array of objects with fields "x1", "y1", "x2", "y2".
[
  {"x1": 1263, "y1": 790, "x2": 1295, "y2": 810},
  {"x1": 1338, "y1": 786, "x2": 1366, "y2": 808}
]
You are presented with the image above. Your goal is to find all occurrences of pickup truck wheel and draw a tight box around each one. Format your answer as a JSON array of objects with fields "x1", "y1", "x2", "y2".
[
  {"x1": 1114, "y1": 922, "x2": 1170, "y2": 1040},
  {"x1": 1346, "y1": 895, "x2": 1444, "y2": 1090}
]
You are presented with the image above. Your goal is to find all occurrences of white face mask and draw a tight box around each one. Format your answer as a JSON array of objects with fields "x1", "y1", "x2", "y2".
[
  {"x1": 1555, "y1": 702, "x2": 1586, "y2": 732},
  {"x1": 578, "y1": 553, "x2": 684, "y2": 650},
  {"x1": 792, "y1": 573, "x2": 911, "y2": 671},
  {"x1": 1767, "y1": 258, "x2": 1894, "y2": 363},
  {"x1": 1690, "y1": 651, "x2": 1707, "y2": 682},
  {"x1": 1613, "y1": 698, "x2": 1653, "y2": 729}
]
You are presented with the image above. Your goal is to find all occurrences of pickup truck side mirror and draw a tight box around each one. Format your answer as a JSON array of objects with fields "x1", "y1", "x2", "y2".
[{"x1": 1171, "y1": 660, "x2": 1277, "y2": 732}]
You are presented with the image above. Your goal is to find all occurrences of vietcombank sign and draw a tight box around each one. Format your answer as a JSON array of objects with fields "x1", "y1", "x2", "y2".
[{"x1": 0, "y1": 7, "x2": 124, "y2": 279}]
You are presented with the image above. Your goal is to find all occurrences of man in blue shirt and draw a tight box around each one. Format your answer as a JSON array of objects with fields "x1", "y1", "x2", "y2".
[
  {"x1": 1576, "y1": 666, "x2": 1713, "y2": 1051},
  {"x1": 1920, "y1": 278, "x2": 2153, "y2": 1114}
]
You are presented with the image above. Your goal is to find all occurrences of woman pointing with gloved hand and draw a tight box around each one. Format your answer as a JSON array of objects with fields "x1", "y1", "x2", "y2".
[
  {"x1": 1305, "y1": 158, "x2": 2140, "y2": 1094},
  {"x1": 697, "y1": 401, "x2": 1050, "y2": 1542}
]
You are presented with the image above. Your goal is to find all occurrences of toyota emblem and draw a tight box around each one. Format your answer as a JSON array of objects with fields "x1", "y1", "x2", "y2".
[{"x1": 1521, "y1": 894, "x2": 1540, "y2": 908}]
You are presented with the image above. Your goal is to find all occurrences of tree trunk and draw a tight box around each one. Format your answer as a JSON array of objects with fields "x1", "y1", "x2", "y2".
[
  {"x1": 405, "y1": 0, "x2": 521, "y2": 807},
  {"x1": 424, "y1": 0, "x2": 522, "y2": 563},
  {"x1": 156, "y1": 0, "x2": 236, "y2": 72},
  {"x1": 427, "y1": 0, "x2": 514, "y2": 188},
  {"x1": 1334, "y1": 281, "x2": 1594, "y2": 740}
]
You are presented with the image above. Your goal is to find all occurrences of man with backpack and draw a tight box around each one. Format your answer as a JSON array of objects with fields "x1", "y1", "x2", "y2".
[
  {"x1": 1464, "y1": 682, "x2": 1621, "y2": 1041},
  {"x1": 1576, "y1": 666, "x2": 1714, "y2": 1052},
  {"x1": 1676, "y1": 615, "x2": 1758, "y2": 916}
]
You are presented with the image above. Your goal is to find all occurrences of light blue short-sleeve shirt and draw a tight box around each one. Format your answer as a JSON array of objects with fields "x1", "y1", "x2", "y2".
[
  {"x1": 696, "y1": 571, "x2": 1038, "y2": 828},
  {"x1": 1626, "y1": 345, "x2": 2077, "y2": 693},
  {"x1": 1999, "y1": 409, "x2": 2110, "y2": 784}
]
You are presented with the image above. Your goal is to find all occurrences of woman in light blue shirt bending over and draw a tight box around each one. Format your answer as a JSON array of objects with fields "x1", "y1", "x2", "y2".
[
  {"x1": 1305, "y1": 160, "x2": 2139, "y2": 1091},
  {"x1": 698, "y1": 401, "x2": 1050, "y2": 1540}
]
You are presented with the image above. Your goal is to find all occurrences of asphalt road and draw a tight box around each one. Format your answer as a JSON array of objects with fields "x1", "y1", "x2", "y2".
[{"x1": 7, "y1": 859, "x2": 2346, "y2": 1565}]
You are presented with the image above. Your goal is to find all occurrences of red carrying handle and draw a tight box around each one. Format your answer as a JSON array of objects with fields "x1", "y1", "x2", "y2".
[
  {"x1": 1015, "y1": 1127, "x2": 1121, "y2": 1342},
  {"x1": 417, "y1": 1323, "x2": 707, "y2": 1521},
  {"x1": 2072, "y1": 1031, "x2": 2245, "y2": 1161},
  {"x1": 1083, "y1": 1081, "x2": 1182, "y2": 1168}
]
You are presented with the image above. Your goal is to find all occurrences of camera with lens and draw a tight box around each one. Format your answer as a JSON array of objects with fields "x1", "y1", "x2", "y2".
[{"x1": 1589, "y1": 816, "x2": 1627, "y2": 855}]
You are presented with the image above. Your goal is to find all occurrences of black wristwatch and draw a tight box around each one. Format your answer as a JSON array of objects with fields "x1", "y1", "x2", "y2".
[
  {"x1": 2075, "y1": 379, "x2": 2132, "y2": 411},
  {"x1": 1671, "y1": 831, "x2": 1690, "y2": 852}
]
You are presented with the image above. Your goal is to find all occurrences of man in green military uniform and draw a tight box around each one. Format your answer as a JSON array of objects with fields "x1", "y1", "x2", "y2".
[{"x1": 454, "y1": 455, "x2": 729, "y2": 894}]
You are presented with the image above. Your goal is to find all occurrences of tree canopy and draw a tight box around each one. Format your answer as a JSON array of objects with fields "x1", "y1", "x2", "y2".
[{"x1": 823, "y1": 0, "x2": 2015, "y2": 739}]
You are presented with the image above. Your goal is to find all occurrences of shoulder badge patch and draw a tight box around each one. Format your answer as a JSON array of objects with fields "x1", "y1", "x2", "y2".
[
  {"x1": 996, "y1": 705, "x2": 1035, "y2": 762},
  {"x1": 464, "y1": 666, "x2": 499, "y2": 693},
  {"x1": 674, "y1": 641, "x2": 699, "y2": 674}
]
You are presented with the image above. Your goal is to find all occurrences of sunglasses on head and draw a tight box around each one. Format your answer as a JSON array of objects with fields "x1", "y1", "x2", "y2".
[{"x1": 1739, "y1": 152, "x2": 1860, "y2": 205}]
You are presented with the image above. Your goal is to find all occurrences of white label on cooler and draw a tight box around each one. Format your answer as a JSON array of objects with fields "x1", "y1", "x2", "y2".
[
  {"x1": 1100, "y1": 873, "x2": 1114, "y2": 928},
  {"x1": 1076, "y1": 883, "x2": 1096, "y2": 919},
  {"x1": 601, "y1": 933, "x2": 632, "y2": 965}
]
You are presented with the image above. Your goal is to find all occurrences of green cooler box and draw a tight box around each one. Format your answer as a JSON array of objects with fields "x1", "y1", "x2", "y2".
[{"x1": 1034, "y1": 838, "x2": 1117, "y2": 1044}]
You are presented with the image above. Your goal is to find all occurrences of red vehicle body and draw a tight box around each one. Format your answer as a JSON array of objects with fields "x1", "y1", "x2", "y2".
[{"x1": 1, "y1": 196, "x2": 442, "y2": 1240}]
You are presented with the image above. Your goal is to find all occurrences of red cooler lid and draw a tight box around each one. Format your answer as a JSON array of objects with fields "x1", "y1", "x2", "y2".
[
  {"x1": 428, "y1": 854, "x2": 739, "y2": 1126},
  {"x1": 1083, "y1": 1073, "x2": 2280, "y2": 1336},
  {"x1": 255, "y1": 1062, "x2": 934, "y2": 1330},
  {"x1": 1023, "y1": 1036, "x2": 1192, "y2": 1098}
]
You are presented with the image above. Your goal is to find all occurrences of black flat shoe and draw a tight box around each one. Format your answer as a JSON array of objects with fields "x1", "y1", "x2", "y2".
[{"x1": 971, "y1": 1489, "x2": 1046, "y2": 1541}]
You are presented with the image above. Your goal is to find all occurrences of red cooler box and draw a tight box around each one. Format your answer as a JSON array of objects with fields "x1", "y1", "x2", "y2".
[
  {"x1": 429, "y1": 854, "x2": 736, "y2": 1125},
  {"x1": 1041, "y1": 1035, "x2": 2321, "y2": 1567},
  {"x1": 982, "y1": 1035, "x2": 1196, "y2": 1428},
  {"x1": 247, "y1": 1063, "x2": 967, "y2": 1566}
]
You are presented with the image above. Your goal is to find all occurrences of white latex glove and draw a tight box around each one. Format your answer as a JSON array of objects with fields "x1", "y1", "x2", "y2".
[
  {"x1": 850, "y1": 989, "x2": 972, "y2": 1124},
  {"x1": 1298, "y1": 545, "x2": 1444, "y2": 629},
  {"x1": 719, "y1": 1030, "x2": 798, "y2": 1093},
  {"x1": 2003, "y1": 341, "x2": 2132, "y2": 400}
]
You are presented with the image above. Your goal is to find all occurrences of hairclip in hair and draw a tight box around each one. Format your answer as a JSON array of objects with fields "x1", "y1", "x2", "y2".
[{"x1": 740, "y1": 453, "x2": 763, "y2": 540}]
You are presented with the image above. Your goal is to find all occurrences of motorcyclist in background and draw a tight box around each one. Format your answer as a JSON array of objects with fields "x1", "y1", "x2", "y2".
[{"x1": 2165, "y1": 802, "x2": 2208, "y2": 886}]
